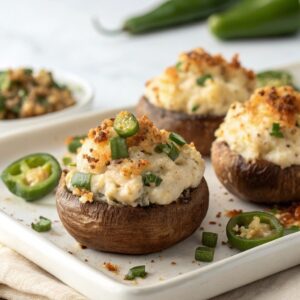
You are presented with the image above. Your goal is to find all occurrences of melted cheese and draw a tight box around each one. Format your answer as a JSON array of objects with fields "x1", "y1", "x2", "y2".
[
  {"x1": 215, "y1": 86, "x2": 300, "y2": 168},
  {"x1": 66, "y1": 114, "x2": 205, "y2": 206},
  {"x1": 145, "y1": 48, "x2": 255, "y2": 116}
]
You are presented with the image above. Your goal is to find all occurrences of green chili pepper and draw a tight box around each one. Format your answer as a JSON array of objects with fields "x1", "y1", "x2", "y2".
[
  {"x1": 202, "y1": 232, "x2": 218, "y2": 248},
  {"x1": 110, "y1": 137, "x2": 129, "y2": 160},
  {"x1": 114, "y1": 111, "x2": 139, "y2": 138},
  {"x1": 226, "y1": 211, "x2": 284, "y2": 251},
  {"x1": 31, "y1": 216, "x2": 52, "y2": 232},
  {"x1": 256, "y1": 70, "x2": 294, "y2": 88},
  {"x1": 68, "y1": 135, "x2": 86, "y2": 154},
  {"x1": 195, "y1": 246, "x2": 214, "y2": 262},
  {"x1": 125, "y1": 265, "x2": 147, "y2": 280},
  {"x1": 93, "y1": 0, "x2": 237, "y2": 35},
  {"x1": 284, "y1": 226, "x2": 300, "y2": 236},
  {"x1": 169, "y1": 132, "x2": 186, "y2": 146},
  {"x1": 209, "y1": 0, "x2": 300, "y2": 40},
  {"x1": 1, "y1": 153, "x2": 61, "y2": 202},
  {"x1": 71, "y1": 172, "x2": 92, "y2": 190}
]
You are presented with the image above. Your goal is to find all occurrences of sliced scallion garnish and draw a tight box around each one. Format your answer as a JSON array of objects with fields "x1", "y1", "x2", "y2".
[
  {"x1": 142, "y1": 172, "x2": 162, "y2": 187},
  {"x1": 270, "y1": 123, "x2": 284, "y2": 138},
  {"x1": 71, "y1": 172, "x2": 92, "y2": 190},
  {"x1": 195, "y1": 246, "x2": 214, "y2": 262},
  {"x1": 202, "y1": 232, "x2": 218, "y2": 248},
  {"x1": 196, "y1": 74, "x2": 213, "y2": 86},
  {"x1": 169, "y1": 132, "x2": 186, "y2": 146},
  {"x1": 114, "y1": 111, "x2": 139, "y2": 138},
  {"x1": 124, "y1": 265, "x2": 147, "y2": 280},
  {"x1": 110, "y1": 136, "x2": 129, "y2": 160},
  {"x1": 31, "y1": 216, "x2": 52, "y2": 233},
  {"x1": 155, "y1": 143, "x2": 179, "y2": 161}
]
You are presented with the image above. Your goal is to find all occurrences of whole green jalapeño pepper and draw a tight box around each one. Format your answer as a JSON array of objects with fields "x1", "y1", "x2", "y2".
[
  {"x1": 209, "y1": 0, "x2": 300, "y2": 39},
  {"x1": 1, "y1": 153, "x2": 61, "y2": 201},
  {"x1": 226, "y1": 211, "x2": 284, "y2": 251},
  {"x1": 94, "y1": 0, "x2": 237, "y2": 35}
]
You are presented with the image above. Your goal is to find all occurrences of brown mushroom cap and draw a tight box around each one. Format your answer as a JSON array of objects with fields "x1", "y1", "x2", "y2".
[
  {"x1": 211, "y1": 141, "x2": 300, "y2": 204},
  {"x1": 136, "y1": 97, "x2": 223, "y2": 156},
  {"x1": 56, "y1": 174, "x2": 209, "y2": 254}
]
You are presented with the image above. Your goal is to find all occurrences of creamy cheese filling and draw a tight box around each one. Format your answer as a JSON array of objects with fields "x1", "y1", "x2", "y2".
[
  {"x1": 215, "y1": 86, "x2": 300, "y2": 168},
  {"x1": 145, "y1": 48, "x2": 255, "y2": 116},
  {"x1": 65, "y1": 115, "x2": 205, "y2": 207}
]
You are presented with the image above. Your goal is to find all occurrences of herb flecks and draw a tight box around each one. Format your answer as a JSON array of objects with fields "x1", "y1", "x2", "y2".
[
  {"x1": 270, "y1": 123, "x2": 284, "y2": 138},
  {"x1": 196, "y1": 74, "x2": 213, "y2": 86}
]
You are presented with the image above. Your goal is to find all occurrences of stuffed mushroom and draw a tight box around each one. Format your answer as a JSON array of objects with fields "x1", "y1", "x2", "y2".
[
  {"x1": 212, "y1": 86, "x2": 300, "y2": 204},
  {"x1": 137, "y1": 48, "x2": 255, "y2": 155},
  {"x1": 56, "y1": 111, "x2": 209, "y2": 254}
]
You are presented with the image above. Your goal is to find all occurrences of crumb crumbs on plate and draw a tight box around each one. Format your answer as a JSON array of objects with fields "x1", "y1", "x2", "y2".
[
  {"x1": 209, "y1": 221, "x2": 217, "y2": 225},
  {"x1": 216, "y1": 212, "x2": 222, "y2": 218},
  {"x1": 68, "y1": 251, "x2": 73, "y2": 255},
  {"x1": 225, "y1": 209, "x2": 243, "y2": 218},
  {"x1": 103, "y1": 262, "x2": 119, "y2": 274},
  {"x1": 151, "y1": 259, "x2": 155, "y2": 263},
  {"x1": 171, "y1": 261, "x2": 177, "y2": 265}
]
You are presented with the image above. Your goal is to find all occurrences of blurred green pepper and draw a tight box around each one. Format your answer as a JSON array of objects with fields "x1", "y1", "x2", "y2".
[
  {"x1": 94, "y1": 0, "x2": 237, "y2": 35},
  {"x1": 209, "y1": 0, "x2": 300, "y2": 39}
]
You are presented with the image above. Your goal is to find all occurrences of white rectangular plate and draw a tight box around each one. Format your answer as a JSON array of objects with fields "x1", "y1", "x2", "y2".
[{"x1": 0, "y1": 63, "x2": 300, "y2": 300}]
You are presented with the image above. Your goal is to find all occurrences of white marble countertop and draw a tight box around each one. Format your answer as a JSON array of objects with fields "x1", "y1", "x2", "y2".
[{"x1": 0, "y1": 0, "x2": 300, "y2": 299}]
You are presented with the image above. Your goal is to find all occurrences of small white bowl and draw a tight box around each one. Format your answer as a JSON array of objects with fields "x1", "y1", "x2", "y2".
[{"x1": 0, "y1": 69, "x2": 94, "y2": 135}]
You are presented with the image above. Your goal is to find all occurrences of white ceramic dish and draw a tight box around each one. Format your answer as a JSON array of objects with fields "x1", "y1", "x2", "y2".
[
  {"x1": 0, "y1": 63, "x2": 299, "y2": 300},
  {"x1": 0, "y1": 69, "x2": 94, "y2": 135}
]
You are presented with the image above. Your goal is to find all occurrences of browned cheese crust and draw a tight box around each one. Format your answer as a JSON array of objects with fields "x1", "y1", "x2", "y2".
[
  {"x1": 56, "y1": 174, "x2": 209, "y2": 254},
  {"x1": 136, "y1": 97, "x2": 223, "y2": 156},
  {"x1": 211, "y1": 141, "x2": 300, "y2": 204}
]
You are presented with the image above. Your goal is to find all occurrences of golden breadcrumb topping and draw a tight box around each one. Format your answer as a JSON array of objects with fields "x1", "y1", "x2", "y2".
[
  {"x1": 145, "y1": 48, "x2": 256, "y2": 116},
  {"x1": 216, "y1": 86, "x2": 300, "y2": 168}
]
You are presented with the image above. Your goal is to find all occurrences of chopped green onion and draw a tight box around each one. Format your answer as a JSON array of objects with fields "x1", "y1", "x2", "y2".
[
  {"x1": 31, "y1": 216, "x2": 52, "y2": 232},
  {"x1": 284, "y1": 226, "x2": 300, "y2": 235},
  {"x1": 195, "y1": 246, "x2": 214, "y2": 262},
  {"x1": 155, "y1": 143, "x2": 179, "y2": 161},
  {"x1": 110, "y1": 137, "x2": 129, "y2": 160},
  {"x1": 124, "y1": 265, "x2": 147, "y2": 280},
  {"x1": 71, "y1": 172, "x2": 92, "y2": 190},
  {"x1": 202, "y1": 232, "x2": 218, "y2": 248},
  {"x1": 142, "y1": 172, "x2": 162, "y2": 187},
  {"x1": 196, "y1": 74, "x2": 213, "y2": 86},
  {"x1": 114, "y1": 111, "x2": 139, "y2": 138},
  {"x1": 62, "y1": 157, "x2": 72, "y2": 166},
  {"x1": 68, "y1": 135, "x2": 86, "y2": 153},
  {"x1": 175, "y1": 62, "x2": 182, "y2": 71},
  {"x1": 169, "y1": 132, "x2": 186, "y2": 146},
  {"x1": 192, "y1": 105, "x2": 199, "y2": 112},
  {"x1": 270, "y1": 123, "x2": 284, "y2": 138},
  {"x1": 24, "y1": 68, "x2": 33, "y2": 75}
]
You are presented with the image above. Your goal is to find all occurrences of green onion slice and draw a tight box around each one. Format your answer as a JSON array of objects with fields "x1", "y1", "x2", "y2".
[
  {"x1": 169, "y1": 132, "x2": 186, "y2": 146},
  {"x1": 155, "y1": 143, "x2": 179, "y2": 161},
  {"x1": 71, "y1": 172, "x2": 92, "y2": 190},
  {"x1": 31, "y1": 216, "x2": 52, "y2": 232},
  {"x1": 68, "y1": 135, "x2": 86, "y2": 153},
  {"x1": 142, "y1": 172, "x2": 162, "y2": 187},
  {"x1": 62, "y1": 157, "x2": 73, "y2": 166},
  {"x1": 192, "y1": 105, "x2": 199, "y2": 112},
  {"x1": 270, "y1": 123, "x2": 284, "y2": 138},
  {"x1": 202, "y1": 232, "x2": 218, "y2": 248},
  {"x1": 114, "y1": 111, "x2": 139, "y2": 138},
  {"x1": 196, "y1": 74, "x2": 213, "y2": 86},
  {"x1": 195, "y1": 246, "x2": 214, "y2": 262},
  {"x1": 125, "y1": 265, "x2": 147, "y2": 280},
  {"x1": 110, "y1": 137, "x2": 129, "y2": 160}
]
